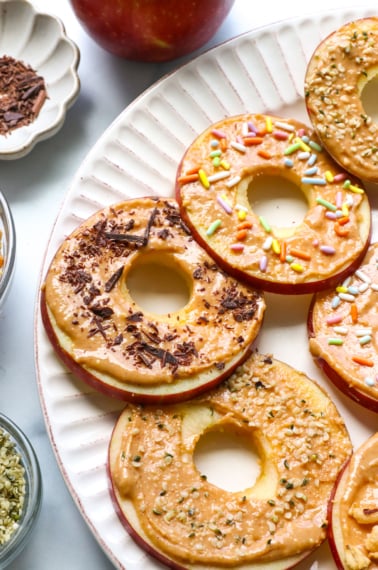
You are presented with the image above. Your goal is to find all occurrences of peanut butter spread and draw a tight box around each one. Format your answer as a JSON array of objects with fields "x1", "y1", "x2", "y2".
[
  {"x1": 309, "y1": 243, "x2": 378, "y2": 410},
  {"x1": 305, "y1": 17, "x2": 378, "y2": 182},
  {"x1": 333, "y1": 432, "x2": 378, "y2": 570},
  {"x1": 176, "y1": 113, "x2": 371, "y2": 293},
  {"x1": 42, "y1": 198, "x2": 265, "y2": 390},
  {"x1": 109, "y1": 354, "x2": 352, "y2": 566}
]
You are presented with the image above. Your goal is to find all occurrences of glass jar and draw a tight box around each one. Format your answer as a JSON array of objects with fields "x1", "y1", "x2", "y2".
[{"x1": 0, "y1": 413, "x2": 42, "y2": 567}]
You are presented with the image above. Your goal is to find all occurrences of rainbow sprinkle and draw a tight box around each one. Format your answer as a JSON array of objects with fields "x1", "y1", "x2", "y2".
[
  {"x1": 206, "y1": 219, "x2": 221, "y2": 236},
  {"x1": 259, "y1": 216, "x2": 271, "y2": 233}
]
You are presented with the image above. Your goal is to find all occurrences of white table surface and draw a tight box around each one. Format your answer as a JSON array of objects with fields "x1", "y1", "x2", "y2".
[{"x1": 1, "y1": 1, "x2": 376, "y2": 568}]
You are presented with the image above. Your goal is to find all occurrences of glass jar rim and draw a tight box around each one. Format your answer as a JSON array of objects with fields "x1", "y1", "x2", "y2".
[{"x1": 0, "y1": 413, "x2": 43, "y2": 567}]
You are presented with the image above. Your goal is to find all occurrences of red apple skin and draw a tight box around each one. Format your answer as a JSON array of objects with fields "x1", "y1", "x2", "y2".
[
  {"x1": 327, "y1": 459, "x2": 351, "y2": 570},
  {"x1": 40, "y1": 288, "x2": 260, "y2": 405},
  {"x1": 307, "y1": 298, "x2": 378, "y2": 413},
  {"x1": 69, "y1": 0, "x2": 235, "y2": 61},
  {"x1": 175, "y1": 182, "x2": 372, "y2": 295}
]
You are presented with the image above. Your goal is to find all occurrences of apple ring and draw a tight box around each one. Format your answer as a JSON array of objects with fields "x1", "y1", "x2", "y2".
[
  {"x1": 328, "y1": 432, "x2": 378, "y2": 570},
  {"x1": 305, "y1": 17, "x2": 378, "y2": 182},
  {"x1": 40, "y1": 197, "x2": 265, "y2": 403},
  {"x1": 175, "y1": 113, "x2": 371, "y2": 294},
  {"x1": 108, "y1": 353, "x2": 352, "y2": 569},
  {"x1": 308, "y1": 241, "x2": 378, "y2": 413}
]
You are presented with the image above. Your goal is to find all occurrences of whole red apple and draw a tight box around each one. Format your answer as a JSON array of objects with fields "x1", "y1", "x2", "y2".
[{"x1": 69, "y1": 0, "x2": 235, "y2": 61}]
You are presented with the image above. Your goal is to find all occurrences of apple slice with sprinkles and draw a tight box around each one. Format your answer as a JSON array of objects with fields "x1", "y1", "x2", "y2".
[
  {"x1": 308, "y1": 242, "x2": 378, "y2": 412},
  {"x1": 176, "y1": 113, "x2": 371, "y2": 294}
]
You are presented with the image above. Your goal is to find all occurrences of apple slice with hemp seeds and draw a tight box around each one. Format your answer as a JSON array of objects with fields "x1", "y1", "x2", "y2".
[{"x1": 108, "y1": 353, "x2": 352, "y2": 569}]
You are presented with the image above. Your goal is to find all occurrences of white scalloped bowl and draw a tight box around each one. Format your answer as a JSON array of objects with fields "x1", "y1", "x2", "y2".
[{"x1": 0, "y1": 0, "x2": 80, "y2": 159}]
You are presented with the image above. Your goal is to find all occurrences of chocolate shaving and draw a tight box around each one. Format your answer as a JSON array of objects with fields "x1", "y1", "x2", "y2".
[
  {"x1": 164, "y1": 207, "x2": 191, "y2": 234},
  {"x1": 142, "y1": 329, "x2": 161, "y2": 345},
  {"x1": 104, "y1": 207, "x2": 158, "y2": 249},
  {"x1": 4, "y1": 111, "x2": 23, "y2": 122},
  {"x1": 127, "y1": 311, "x2": 144, "y2": 323},
  {"x1": 89, "y1": 305, "x2": 114, "y2": 319},
  {"x1": 126, "y1": 341, "x2": 179, "y2": 370},
  {"x1": 105, "y1": 266, "x2": 124, "y2": 292},
  {"x1": 113, "y1": 334, "x2": 123, "y2": 346},
  {"x1": 193, "y1": 267, "x2": 204, "y2": 280},
  {"x1": 143, "y1": 207, "x2": 158, "y2": 244},
  {"x1": 88, "y1": 317, "x2": 109, "y2": 339},
  {"x1": 157, "y1": 228, "x2": 170, "y2": 240},
  {"x1": 140, "y1": 343, "x2": 178, "y2": 366},
  {"x1": 0, "y1": 55, "x2": 47, "y2": 135},
  {"x1": 363, "y1": 508, "x2": 378, "y2": 515},
  {"x1": 137, "y1": 351, "x2": 154, "y2": 368},
  {"x1": 83, "y1": 285, "x2": 101, "y2": 305},
  {"x1": 173, "y1": 341, "x2": 198, "y2": 364},
  {"x1": 59, "y1": 267, "x2": 92, "y2": 294},
  {"x1": 104, "y1": 232, "x2": 146, "y2": 245},
  {"x1": 21, "y1": 80, "x2": 44, "y2": 100},
  {"x1": 219, "y1": 285, "x2": 259, "y2": 322}
]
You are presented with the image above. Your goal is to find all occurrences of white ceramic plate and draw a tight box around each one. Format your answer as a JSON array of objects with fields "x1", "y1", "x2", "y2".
[{"x1": 35, "y1": 7, "x2": 378, "y2": 570}]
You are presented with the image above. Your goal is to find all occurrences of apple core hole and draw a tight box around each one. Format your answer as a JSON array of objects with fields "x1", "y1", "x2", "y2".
[
  {"x1": 126, "y1": 254, "x2": 191, "y2": 315},
  {"x1": 194, "y1": 427, "x2": 261, "y2": 492},
  {"x1": 361, "y1": 73, "x2": 378, "y2": 123},
  {"x1": 248, "y1": 174, "x2": 308, "y2": 230}
]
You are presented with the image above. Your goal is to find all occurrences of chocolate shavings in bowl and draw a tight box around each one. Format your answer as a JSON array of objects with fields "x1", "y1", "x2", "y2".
[{"x1": 0, "y1": 55, "x2": 47, "y2": 135}]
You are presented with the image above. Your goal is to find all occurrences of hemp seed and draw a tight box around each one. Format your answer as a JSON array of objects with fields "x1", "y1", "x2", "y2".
[{"x1": 0, "y1": 428, "x2": 26, "y2": 545}]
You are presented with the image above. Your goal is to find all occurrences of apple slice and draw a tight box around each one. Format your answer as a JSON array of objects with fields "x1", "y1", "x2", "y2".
[
  {"x1": 176, "y1": 113, "x2": 371, "y2": 294},
  {"x1": 108, "y1": 353, "x2": 352, "y2": 569},
  {"x1": 305, "y1": 18, "x2": 378, "y2": 183},
  {"x1": 40, "y1": 197, "x2": 265, "y2": 404},
  {"x1": 328, "y1": 432, "x2": 378, "y2": 570},
  {"x1": 40, "y1": 291, "x2": 260, "y2": 404},
  {"x1": 308, "y1": 242, "x2": 378, "y2": 413}
]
